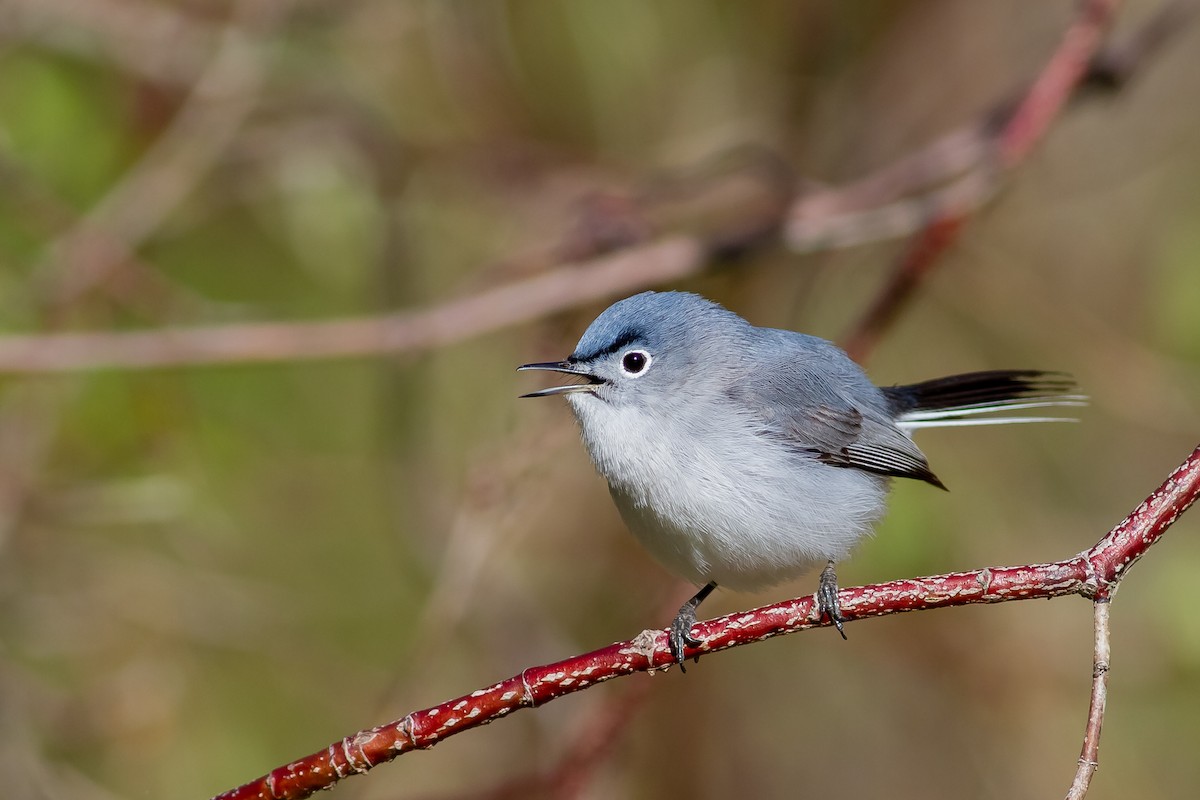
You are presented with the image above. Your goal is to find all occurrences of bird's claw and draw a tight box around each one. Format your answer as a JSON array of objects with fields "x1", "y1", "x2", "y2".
[
  {"x1": 818, "y1": 561, "x2": 847, "y2": 640},
  {"x1": 669, "y1": 606, "x2": 702, "y2": 672},
  {"x1": 667, "y1": 582, "x2": 716, "y2": 673}
]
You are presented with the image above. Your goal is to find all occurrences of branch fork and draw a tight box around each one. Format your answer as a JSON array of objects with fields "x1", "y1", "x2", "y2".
[{"x1": 214, "y1": 443, "x2": 1200, "y2": 800}]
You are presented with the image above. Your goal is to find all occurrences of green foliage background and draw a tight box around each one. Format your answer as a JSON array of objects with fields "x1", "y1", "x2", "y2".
[{"x1": 0, "y1": 2, "x2": 1198, "y2": 798}]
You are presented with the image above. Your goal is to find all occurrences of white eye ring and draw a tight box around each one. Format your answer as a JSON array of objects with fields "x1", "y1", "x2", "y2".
[{"x1": 620, "y1": 349, "x2": 652, "y2": 376}]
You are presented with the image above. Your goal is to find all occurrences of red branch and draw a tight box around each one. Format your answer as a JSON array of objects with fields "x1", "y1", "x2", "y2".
[
  {"x1": 421, "y1": 678, "x2": 654, "y2": 800},
  {"x1": 212, "y1": 442, "x2": 1200, "y2": 800},
  {"x1": 208, "y1": 3, "x2": 1159, "y2": 797},
  {"x1": 841, "y1": 0, "x2": 1122, "y2": 363}
]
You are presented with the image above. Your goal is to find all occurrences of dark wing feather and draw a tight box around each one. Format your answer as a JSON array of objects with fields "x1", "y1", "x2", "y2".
[
  {"x1": 726, "y1": 330, "x2": 946, "y2": 490},
  {"x1": 791, "y1": 405, "x2": 946, "y2": 489}
]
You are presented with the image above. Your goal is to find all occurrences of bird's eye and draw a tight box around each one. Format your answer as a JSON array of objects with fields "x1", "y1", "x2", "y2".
[{"x1": 621, "y1": 350, "x2": 651, "y2": 375}]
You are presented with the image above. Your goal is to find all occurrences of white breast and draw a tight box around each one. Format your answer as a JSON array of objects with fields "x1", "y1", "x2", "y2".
[{"x1": 568, "y1": 394, "x2": 888, "y2": 592}]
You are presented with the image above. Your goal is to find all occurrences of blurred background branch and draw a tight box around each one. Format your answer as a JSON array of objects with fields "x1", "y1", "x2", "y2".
[
  {"x1": 29, "y1": 1, "x2": 287, "y2": 313},
  {"x1": 0, "y1": 0, "x2": 1189, "y2": 375}
]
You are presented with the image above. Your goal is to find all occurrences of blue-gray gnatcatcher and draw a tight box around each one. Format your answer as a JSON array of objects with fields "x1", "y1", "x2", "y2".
[{"x1": 519, "y1": 291, "x2": 1083, "y2": 669}]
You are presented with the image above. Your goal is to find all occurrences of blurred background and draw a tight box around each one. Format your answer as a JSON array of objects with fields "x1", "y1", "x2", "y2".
[{"x1": 1, "y1": 1, "x2": 1199, "y2": 798}]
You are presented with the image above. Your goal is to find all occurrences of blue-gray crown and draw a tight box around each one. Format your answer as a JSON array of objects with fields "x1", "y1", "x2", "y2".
[{"x1": 571, "y1": 291, "x2": 746, "y2": 362}]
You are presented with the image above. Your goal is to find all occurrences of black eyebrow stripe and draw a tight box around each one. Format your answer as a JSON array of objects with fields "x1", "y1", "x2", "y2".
[{"x1": 574, "y1": 327, "x2": 644, "y2": 361}]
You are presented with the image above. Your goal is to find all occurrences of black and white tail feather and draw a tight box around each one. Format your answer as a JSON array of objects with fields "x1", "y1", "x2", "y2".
[{"x1": 884, "y1": 370, "x2": 1087, "y2": 430}]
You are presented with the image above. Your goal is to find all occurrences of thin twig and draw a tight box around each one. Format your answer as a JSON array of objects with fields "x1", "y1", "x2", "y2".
[
  {"x1": 31, "y1": 1, "x2": 287, "y2": 310},
  {"x1": 786, "y1": 162, "x2": 998, "y2": 254},
  {"x1": 784, "y1": 1, "x2": 1194, "y2": 256},
  {"x1": 210, "y1": 443, "x2": 1200, "y2": 800},
  {"x1": 784, "y1": 126, "x2": 993, "y2": 253},
  {"x1": 0, "y1": 383, "x2": 74, "y2": 548},
  {"x1": 1065, "y1": 600, "x2": 1112, "y2": 800},
  {"x1": 841, "y1": 0, "x2": 1123, "y2": 363},
  {"x1": 0, "y1": 0, "x2": 220, "y2": 86},
  {"x1": 1082, "y1": 0, "x2": 1197, "y2": 90}
]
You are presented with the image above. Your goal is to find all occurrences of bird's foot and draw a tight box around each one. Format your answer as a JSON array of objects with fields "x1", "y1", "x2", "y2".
[
  {"x1": 669, "y1": 607, "x2": 702, "y2": 673},
  {"x1": 817, "y1": 561, "x2": 847, "y2": 640},
  {"x1": 669, "y1": 582, "x2": 716, "y2": 672}
]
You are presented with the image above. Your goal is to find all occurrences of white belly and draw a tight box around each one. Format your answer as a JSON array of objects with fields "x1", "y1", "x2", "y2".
[{"x1": 569, "y1": 396, "x2": 889, "y2": 591}]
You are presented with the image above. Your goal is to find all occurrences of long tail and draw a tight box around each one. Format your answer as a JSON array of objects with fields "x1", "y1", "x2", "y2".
[{"x1": 882, "y1": 370, "x2": 1087, "y2": 430}]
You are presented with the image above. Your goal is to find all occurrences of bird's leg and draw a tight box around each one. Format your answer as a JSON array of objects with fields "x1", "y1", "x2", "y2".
[
  {"x1": 817, "y1": 561, "x2": 847, "y2": 639},
  {"x1": 669, "y1": 582, "x2": 716, "y2": 672}
]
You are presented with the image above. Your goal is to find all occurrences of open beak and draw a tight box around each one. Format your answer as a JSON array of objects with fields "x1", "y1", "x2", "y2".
[{"x1": 517, "y1": 361, "x2": 604, "y2": 398}]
